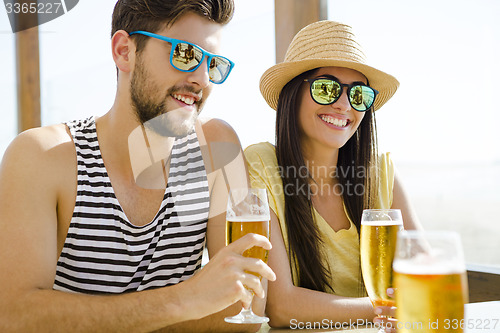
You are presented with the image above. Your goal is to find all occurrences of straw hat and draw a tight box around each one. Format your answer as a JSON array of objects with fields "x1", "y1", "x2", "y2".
[{"x1": 260, "y1": 20, "x2": 399, "y2": 111}]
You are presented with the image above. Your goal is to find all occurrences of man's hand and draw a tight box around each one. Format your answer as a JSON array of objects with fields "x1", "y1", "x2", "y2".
[{"x1": 182, "y1": 233, "x2": 275, "y2": 320}]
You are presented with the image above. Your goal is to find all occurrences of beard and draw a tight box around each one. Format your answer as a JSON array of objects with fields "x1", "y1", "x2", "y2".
[{"x1": 130, "y1": 56, "x2": 203, "y2": 137}]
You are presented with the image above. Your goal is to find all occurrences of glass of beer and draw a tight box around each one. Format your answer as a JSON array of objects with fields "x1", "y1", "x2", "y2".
[
  {"x1": 393, "y1": 231, "x2": 468, "y2": 333},
  {"x1": 224, "y1": 188, "x2": 271, "y2": 324},
  {"x1": 360, "y1": 209, "x2": 403, "y2": 332}
]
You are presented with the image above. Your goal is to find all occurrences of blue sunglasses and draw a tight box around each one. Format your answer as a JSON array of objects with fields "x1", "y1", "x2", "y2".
[{"x1": 129, "y1": 31, "x2": 235, "y2": 84}]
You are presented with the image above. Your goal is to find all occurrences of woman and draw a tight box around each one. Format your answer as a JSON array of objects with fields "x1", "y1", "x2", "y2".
[{"x1": 245, "y1": 21, "x2": 421, "y2": 328}]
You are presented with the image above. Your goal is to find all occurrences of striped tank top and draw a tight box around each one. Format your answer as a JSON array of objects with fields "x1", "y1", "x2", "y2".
[{"x1": 53, "y1": 117, "x2": 210, "y2": 293}]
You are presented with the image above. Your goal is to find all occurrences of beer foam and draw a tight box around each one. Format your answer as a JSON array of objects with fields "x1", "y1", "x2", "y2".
[
  {"x1": 361, "y1": 220, "x2": 403, "y2": 226},
  {"x1": 393, "y1": 254, "x2": 465, "y2": 275},
  {"x1": 227, "y1": 215, "x2": 271, "y2": 222}
]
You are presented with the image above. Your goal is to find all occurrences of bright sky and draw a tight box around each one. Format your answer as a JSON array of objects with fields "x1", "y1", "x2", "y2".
[{"x1": 1, "y1": 0, "x2": 499, "y2": 165}]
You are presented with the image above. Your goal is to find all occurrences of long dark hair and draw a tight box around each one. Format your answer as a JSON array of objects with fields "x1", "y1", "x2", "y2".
[{"x1": 275, "y1": 68, "x2": 379, "y2": 292}]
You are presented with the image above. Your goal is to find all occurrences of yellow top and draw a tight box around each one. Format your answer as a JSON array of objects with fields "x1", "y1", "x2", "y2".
[{"x1": 244, "y1": 142, "x2": 394, "y2": 297}]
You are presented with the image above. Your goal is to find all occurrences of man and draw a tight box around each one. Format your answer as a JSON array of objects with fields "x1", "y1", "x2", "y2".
[{"x1": 0, "y1": 0, "x2": 275, "y2": 332}]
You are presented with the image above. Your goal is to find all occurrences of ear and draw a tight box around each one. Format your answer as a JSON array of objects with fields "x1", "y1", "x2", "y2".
[{"x1": 111, "y1": 30, "x2": 136, "y2": 73}]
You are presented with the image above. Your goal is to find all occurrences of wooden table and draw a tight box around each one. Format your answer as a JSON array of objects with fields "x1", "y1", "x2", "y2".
[{"x1": 258, "y1": 301, "x2": 500, "y2": 332}]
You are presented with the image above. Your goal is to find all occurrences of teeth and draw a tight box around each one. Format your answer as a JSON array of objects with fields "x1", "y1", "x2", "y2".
[
  {"x1": 173, "y1": 94, "x2": 195, "y2": 105},
  {"x1": 320, "y1": 115, "x2": 348, "y2": 127}
]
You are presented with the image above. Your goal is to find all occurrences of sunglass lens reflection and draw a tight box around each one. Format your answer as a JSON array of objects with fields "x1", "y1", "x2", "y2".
[
  {"x1": 349, "y1": 86, "x2": 375, "y2": 111},
  {"x1": 310, "y1": 79, "x2": 341, "y2": 104},
  {"x1": 209, "y1": 57, "x2": 231, "y2": 83},
  {"x1": 172, "y1": 43, "x2": 202, "y2": 71},
  {"x1": 172, "y1": 43, "x2": 231, "y2": 83},
  {"x1": 311, "y1": 79, "x2": 375, "y2": 111}
]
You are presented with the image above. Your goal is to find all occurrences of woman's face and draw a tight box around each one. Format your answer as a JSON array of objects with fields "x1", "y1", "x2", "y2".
[{"x1": 298, "y1": 66, "x2": 368, "y2": 153}]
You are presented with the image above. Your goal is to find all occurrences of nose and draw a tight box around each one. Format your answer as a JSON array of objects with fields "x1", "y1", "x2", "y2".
[
  {"x1": 186, "y1": 56, "x2": 210, "y2": 89},
  {"x1": 331, "y1": 87, "x2": 351, "y2": 113}
]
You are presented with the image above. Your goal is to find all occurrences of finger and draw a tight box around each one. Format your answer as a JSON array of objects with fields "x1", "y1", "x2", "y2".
[
  {"x1": 384, "y1": 318, "x2": 397, "y2": 333},
  {"x1": 373, "y1": 316, "x2": 397, "y2": 332},
  {"x1": 226, "y1": 233, "x2": 272, "y2": 254},
  {"x1": 237, "y1": 256, "x2": 276, "y2": 282},
  {"x1": 238, "y1": 281, "x2": 254, "y2": 309},
  {"x1": 387, "y1": 287, "x2": 395, "y2": 298},
  {"x1": 385, "y1": 325, "x2": 397, "y2": 333},
  {"x1": 389, "y1": 306, "x2": 396, "y2": 317},
  {"x1": 239, "y1": 272, "x2": 265, "y2": 298},
  {"x1": 375, "y1": 305, "x2": 396, "y2": 317}
]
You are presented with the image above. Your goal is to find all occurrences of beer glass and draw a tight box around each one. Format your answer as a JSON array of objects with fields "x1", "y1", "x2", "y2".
[
  {"x1": 224, "y1": 188, "x2": 271, "y2": 324},
  {"x1": 393, "y1": 231, "x2": 468, "y2": 333},
  {"x1": 360, "y1": 209, "x2": 403, "y2": 332}
]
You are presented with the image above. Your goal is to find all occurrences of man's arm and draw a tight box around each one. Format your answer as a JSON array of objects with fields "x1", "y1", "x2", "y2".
[
  {"x1": 152, "y1": 119, "x2": 268, "y2": 333},
  {"x1": 204, "y1": 119, "x2": 269, "y2": 329},
  {"x1": 0, "y1": 127, "x2": 274, "y2": 332}
]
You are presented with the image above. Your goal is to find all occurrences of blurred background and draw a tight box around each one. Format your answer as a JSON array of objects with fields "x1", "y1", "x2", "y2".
[{"x1": 1, "y1": 0, "x2": 499, "y2": 268}]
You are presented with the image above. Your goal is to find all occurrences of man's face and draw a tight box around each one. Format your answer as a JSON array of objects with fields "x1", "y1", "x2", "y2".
[{"x1": 130, "y1": 13, "x2": 224, "y2": 137}]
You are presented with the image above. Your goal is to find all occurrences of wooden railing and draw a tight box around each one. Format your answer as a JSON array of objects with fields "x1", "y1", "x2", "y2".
[
  {"x1": 274, "y1": 0, "x2": 327, "y2": 63},
  {"x1": 467, "y1": 264, "x2": 500, "y2": 303},
  {"x1": 14, "y1": 6, "x2": 41, "y2": 133}
]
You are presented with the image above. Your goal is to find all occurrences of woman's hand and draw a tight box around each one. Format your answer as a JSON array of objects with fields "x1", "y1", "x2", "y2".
[{"x1": 374, "y1": 288, "x2": 397, "y2": 333}]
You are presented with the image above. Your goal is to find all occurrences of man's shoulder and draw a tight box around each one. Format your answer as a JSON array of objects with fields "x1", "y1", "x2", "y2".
[
  {"x1": 196, "y1": 118, "x2": 242, "y2": 175},
  {"x1": 10, "y1": 123, "x2": 71, "y2": 152},
  {"x1": 197, "y1": 117, "x2": 239, "y2": 144},
  {"x1": 2, "y1": 123, "x2": 75, "y2": 171}
]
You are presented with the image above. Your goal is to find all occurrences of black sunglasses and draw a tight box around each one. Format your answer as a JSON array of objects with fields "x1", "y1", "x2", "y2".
[{"x1": 304, "y1": 75, "x2": 378, "y2": 112}]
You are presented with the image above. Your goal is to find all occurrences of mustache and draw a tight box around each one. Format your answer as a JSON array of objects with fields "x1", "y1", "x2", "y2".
[{"x1": 167, "y1": 85, "x2": 204, "y2": 106}]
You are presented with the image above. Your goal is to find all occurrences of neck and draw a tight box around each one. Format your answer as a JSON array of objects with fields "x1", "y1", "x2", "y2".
[
  {"x1": 96, "y1": 98, "x2": 138, "y2": 168},
  {"x1": 96, "y1": 92, "x2": 174, "y2": 186}
]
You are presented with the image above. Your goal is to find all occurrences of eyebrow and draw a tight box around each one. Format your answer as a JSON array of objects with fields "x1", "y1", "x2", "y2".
[{"x1": 316, "y1": 74, "x2": 368, "y2": 86}]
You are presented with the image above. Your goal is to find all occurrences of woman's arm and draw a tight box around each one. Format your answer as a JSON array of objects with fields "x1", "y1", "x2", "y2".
[
  {"x1": 391, "y1": 170, "x2": 423, "y2": 231},
  {"x1": 378, "y1": 170, "x2": 423, "y2": 332},
  {"x1": 265, "y1": 210, "x2": 374, "y2": 328}
]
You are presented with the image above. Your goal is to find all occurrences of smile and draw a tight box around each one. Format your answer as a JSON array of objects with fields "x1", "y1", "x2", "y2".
[
  {"x1": 319, "y1": 115, "x2": 349, "y2": 128},
  {"x1": 172, "y1": 93, "x2": 196, "y2": 106}
]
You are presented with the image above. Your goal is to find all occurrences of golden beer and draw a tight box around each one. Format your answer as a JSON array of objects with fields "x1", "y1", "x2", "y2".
[
  {"x1": 360, "y1": 222, "x2": 402, "y2": 307},
  {"x1": 224, "y1": 188, "x2": 271, "y2": 324},
  {"x1": 226, "y1": 218, "x2": 270, "y2": 265},
  {"x1": 394, "y1": 268, "x2": 468, "y2": 333}
]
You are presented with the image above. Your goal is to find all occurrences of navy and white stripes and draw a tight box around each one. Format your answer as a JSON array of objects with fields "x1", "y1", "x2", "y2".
[{"x1": 53, "y1": 117, "x2": 210, "y2": 293}]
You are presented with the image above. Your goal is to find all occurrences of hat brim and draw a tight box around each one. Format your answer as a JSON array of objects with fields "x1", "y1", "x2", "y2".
[{"x1": 260, "y1": 59, "x2": 399, "y2": 111}]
